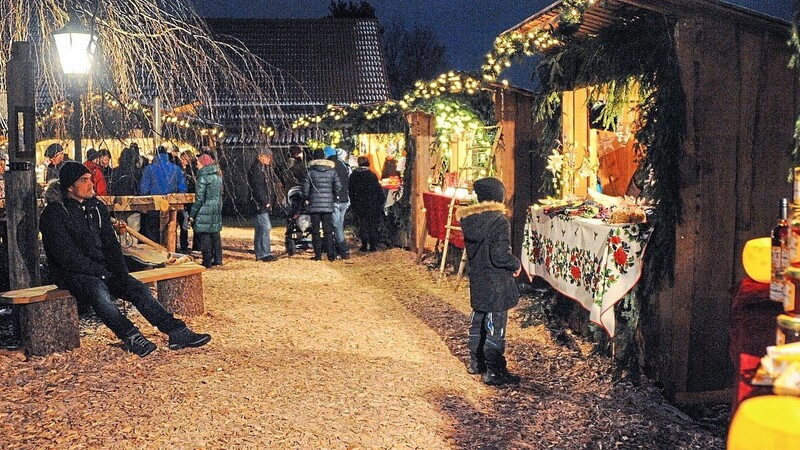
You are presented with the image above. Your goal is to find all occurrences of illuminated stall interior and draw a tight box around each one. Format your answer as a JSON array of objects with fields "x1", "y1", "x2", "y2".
[
  {"x1": 559, "y1": 85, "x2": 640, "y2": 199},
  {"x1": 356, "y1": 132, "x2": 406, "y2": 184}
]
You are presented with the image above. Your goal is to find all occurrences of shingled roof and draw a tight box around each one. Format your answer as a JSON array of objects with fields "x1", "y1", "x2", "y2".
[{"x1": 204, "y1": 18, "x2": 391, "y2": 107}]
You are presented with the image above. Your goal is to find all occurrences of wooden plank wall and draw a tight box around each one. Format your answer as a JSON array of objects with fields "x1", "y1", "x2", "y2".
[
  {"x1": 494, "y1": 88, "x2": 538, "y2": 256},
  {"x1": 406, "y1": 111, "x2": 436, "y2": 253},
  {"x1": 651, "y1": 16, "x2": 796, "y2": 399}
]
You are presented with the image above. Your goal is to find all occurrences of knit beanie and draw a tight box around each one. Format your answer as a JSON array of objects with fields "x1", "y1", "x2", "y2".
[
  {"x1": 59, "y1": 161, "x2": 91, "y2": 192},
  {"x1": 473, "y1": 177, "x2": 505, "y2": 203},
  {"x1": 323, "y1": 146, "x2": 337, "y2": 158},
  {"x1": 312, "y1": 148, "x2": 327, "y2": 160},
  {"x1": 85, "y1": 148, "x2": 99, "y2": 162},
  {"x1": 198, "y1": 154, "x2": 213, "y2": 166}
]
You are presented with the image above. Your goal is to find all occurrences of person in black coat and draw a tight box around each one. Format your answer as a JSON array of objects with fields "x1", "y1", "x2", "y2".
[
  {"x1": 456, "y1": 177, "x2": 522, "y2": 386},
  {"x1": 348, "y1": 156, "x2": 386, "y2": 252},
  {"x1": 247, "y1": 148, "x2": 279, "y2": 262},
  {"x1": 286, "y1": 145, "x2": 307, "y2": 189},
  {"x1": 109, "y1": 147, "x2": 145, "y2": 244},
  {"x1": 302, "y1": 148, "x2": 341, "y2": 261},
  {"x1": 39, "y1": 161, "x2": 211, "y2": 357}
]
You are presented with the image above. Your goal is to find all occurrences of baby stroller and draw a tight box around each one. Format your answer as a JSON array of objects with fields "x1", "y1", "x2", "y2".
[{"x1": 284, "y1": 186, "x2": 313, "y2": 255}]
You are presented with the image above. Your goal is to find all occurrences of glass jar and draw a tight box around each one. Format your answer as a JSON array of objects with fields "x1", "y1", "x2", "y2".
[
  {"x1": 776, "y1": 314, "x2": 800, "y2": 346},
  {"x1": 784, "y1": 267, "x2": 800, "y2": 314}
]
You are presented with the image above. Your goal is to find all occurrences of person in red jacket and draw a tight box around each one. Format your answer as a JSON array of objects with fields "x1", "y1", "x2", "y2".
[{"x1": 84, "y1": 148, "x2": 109, "y2": 196}]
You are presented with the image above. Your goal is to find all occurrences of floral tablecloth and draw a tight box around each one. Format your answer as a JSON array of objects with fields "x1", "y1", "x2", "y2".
[{"x1": 521, "y1": 206, "x2": 652, "y2": 337}]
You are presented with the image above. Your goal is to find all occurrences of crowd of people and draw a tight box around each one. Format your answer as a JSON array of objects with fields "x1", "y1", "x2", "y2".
[
  {"x1": 39, "y1": 142, "x2": 392, "y2": 267},
  {"x1": 43, "y1": 142, "x2": 220, "y2": 267}
]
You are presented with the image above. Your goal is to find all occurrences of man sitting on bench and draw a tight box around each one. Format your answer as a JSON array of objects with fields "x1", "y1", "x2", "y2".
[{"x1": 39, "y1": 161, "x2": 211, "y2": 357}]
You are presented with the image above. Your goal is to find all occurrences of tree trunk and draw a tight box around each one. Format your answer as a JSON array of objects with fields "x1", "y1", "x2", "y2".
[
  {"x1": 157, "y1": 273, "x2": 204, "y2": 316},
  {"x1": 15, "y1": 298, "x2": 80, "y2": 356}
]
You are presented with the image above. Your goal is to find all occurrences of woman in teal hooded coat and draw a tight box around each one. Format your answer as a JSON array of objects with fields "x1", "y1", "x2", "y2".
[{"x1": 190, "y1": 154, "x2": 223, "y2": 267}]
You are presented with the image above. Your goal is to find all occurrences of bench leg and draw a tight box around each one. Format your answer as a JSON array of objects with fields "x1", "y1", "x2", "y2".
[
  {"x1": 14, "y1": 298, "x2": 80, "y2": 356},
  {"x1": 157, "y1": 273, "x2": 204, "y2": 317}
]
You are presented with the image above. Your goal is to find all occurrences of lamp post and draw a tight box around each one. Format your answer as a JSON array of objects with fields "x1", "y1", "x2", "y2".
[{"x1": 53, "y1": 10, "x2": 97, "y2": 163}]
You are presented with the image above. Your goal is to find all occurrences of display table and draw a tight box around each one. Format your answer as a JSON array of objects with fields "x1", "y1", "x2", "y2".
[
  {"x1": 422, "y1": 191, "x2": 464, "y2": 249},
  {"x1": 521, "y1": 206, "x2": 652, "y2": 336},
  {"x1": 97, "y1": 194, "x2": 195, "y2": 253},
  {"x1": 729, "y1": 278, "x2": 783, "y2": 412}
]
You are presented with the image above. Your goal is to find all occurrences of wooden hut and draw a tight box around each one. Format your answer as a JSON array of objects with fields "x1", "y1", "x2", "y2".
[
  {"x1": 413, "y1": 0, "x2": 798, "y2": 402},
  {"x1": 525, "y1": 0, "x2": 796, "y2": 401}
]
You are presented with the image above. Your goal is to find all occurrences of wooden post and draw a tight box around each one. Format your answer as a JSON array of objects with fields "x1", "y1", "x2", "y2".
[
  {"x1": 406, "y1": 112, "x2": 435, "y2": 253},
  {"x1": 6, "y1": 41, "x2": 40, "y2": 290},
  {"x1": 157, "y1": 273, "x2": 204, "y2": 316},
  {"x1": 165, "y1": 209, "x2": 178, "y2": 253},
  {"x1": 7, "y1": 42, "x2": 79, "y2": 355}
]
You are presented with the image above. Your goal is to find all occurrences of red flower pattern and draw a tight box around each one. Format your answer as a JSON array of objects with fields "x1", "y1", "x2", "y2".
[{"x1": 614, "y1": 247, "x2": 628, "y2": 266}]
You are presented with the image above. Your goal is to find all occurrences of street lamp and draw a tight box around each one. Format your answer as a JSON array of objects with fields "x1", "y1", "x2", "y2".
[{"x1": 53, "y1": 10, "x2": 97, "y2": 163}]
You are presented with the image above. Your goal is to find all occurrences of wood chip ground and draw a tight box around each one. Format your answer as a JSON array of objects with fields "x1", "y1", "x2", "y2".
[{"x1": 0, "y1": 225, "x2": 727, "y2": 449}]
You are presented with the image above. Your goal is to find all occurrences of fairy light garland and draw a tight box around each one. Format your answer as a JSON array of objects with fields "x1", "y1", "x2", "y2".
[
  {"x1": 36, "y1": 90, "x2": 226, "y2": 139},
  {"x1": 291, "y1": 71, "x2": 487, "y2": 131},
  {"x1": 482, "y1": 0, "x2": 593, "y2": 82}
]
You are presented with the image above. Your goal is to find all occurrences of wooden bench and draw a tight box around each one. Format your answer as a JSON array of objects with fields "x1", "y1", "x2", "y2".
[{"x1": 0, "y1": 263, "x2": 206, "y2": 356}]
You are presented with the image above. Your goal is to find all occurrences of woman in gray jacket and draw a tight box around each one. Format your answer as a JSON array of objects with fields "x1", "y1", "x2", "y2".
[{"x1": 302, "y1": 149, "x2": 341, "y2": 261}]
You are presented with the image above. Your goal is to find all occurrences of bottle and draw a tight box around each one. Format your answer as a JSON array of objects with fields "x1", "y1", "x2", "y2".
[{"x1": 771, "y1": 198, "x2": 790, "y2": 303}]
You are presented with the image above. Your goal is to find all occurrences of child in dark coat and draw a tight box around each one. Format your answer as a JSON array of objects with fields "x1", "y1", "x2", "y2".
[{"x1": 457, "y1": 177, "x2": 522, "y2": 386}]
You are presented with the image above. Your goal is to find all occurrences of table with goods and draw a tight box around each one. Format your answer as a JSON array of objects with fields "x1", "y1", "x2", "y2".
[{"x1": 520, "y1": 194, "x2": 653, "y2": 337}]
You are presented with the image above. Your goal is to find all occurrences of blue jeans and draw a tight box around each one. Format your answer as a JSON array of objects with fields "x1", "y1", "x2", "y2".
[
  {"x1": 61, "y1": 273, "x2": 185, "y2": 340},
  {"x1": 331, "y1": 201, "x2": 350, "y2": 255},
  {"x1": 254, "y1": 212, "x2": 272, "y2": 260}
]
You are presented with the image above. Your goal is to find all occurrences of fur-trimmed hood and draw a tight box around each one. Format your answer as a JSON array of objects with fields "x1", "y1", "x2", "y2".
[
  {"x1": 456, "y1": 201, "x2": 506, "y2": 220},
  {"x1": 309, "y1": 159, "x2": 335, "y2": 169},
  {"x1": 458, "y1": 201, "x2": 508, "y2": 245},
  {"x1": 43, "y1": 179, "x2": 64, "y2": 205}
]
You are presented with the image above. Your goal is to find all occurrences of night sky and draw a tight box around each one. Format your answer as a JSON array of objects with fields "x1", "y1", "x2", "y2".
[{"x1": 191, "y1": 0, "x2": 796, "y2": 77}]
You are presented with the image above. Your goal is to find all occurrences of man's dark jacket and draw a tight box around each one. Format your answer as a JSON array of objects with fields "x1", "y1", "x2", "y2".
[
  {"x1": 109, "y1": 149, "x2": 142, "y2": 196},
  {"x1": 302, "y1": 159, "x2": 341, "y2": 214},
  {"x1": 247, "y1": 159, "x2": 277, "y2": 214},
  {"x1": 457, "y1": 201, "x2": 521, "y2": 312},
  {"x1": 348, "y1": 167, "x2": 385, "y2": 216},
  {"x1": 39, "y1": 181, "x2": 128, "y2": 287}
]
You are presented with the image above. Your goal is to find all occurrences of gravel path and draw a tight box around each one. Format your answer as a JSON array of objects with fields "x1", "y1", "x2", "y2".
[{"x1": 0, "y1": 225, "x2": 727, "y2": 449}]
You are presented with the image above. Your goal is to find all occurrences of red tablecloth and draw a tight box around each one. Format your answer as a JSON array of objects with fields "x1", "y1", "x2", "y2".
[
  {"x1": 729, "y1": 277, "x2": 783, "y2": 411},
  {"x1": 422, "y1": 191, "x2": 464, "y2": 249}
]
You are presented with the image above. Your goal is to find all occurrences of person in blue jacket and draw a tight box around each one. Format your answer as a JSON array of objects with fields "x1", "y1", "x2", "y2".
[{"x1": 139, "y1": 145, "x2": 187, "y2": 241}]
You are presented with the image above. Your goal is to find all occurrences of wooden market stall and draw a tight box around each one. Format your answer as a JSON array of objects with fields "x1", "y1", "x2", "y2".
[
  {"x1": 407, "y1": 85, "x2": 537, "y2": 260},
  {"x1": 499, "y1": 0, "x2": 798, "y2": 402}
]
